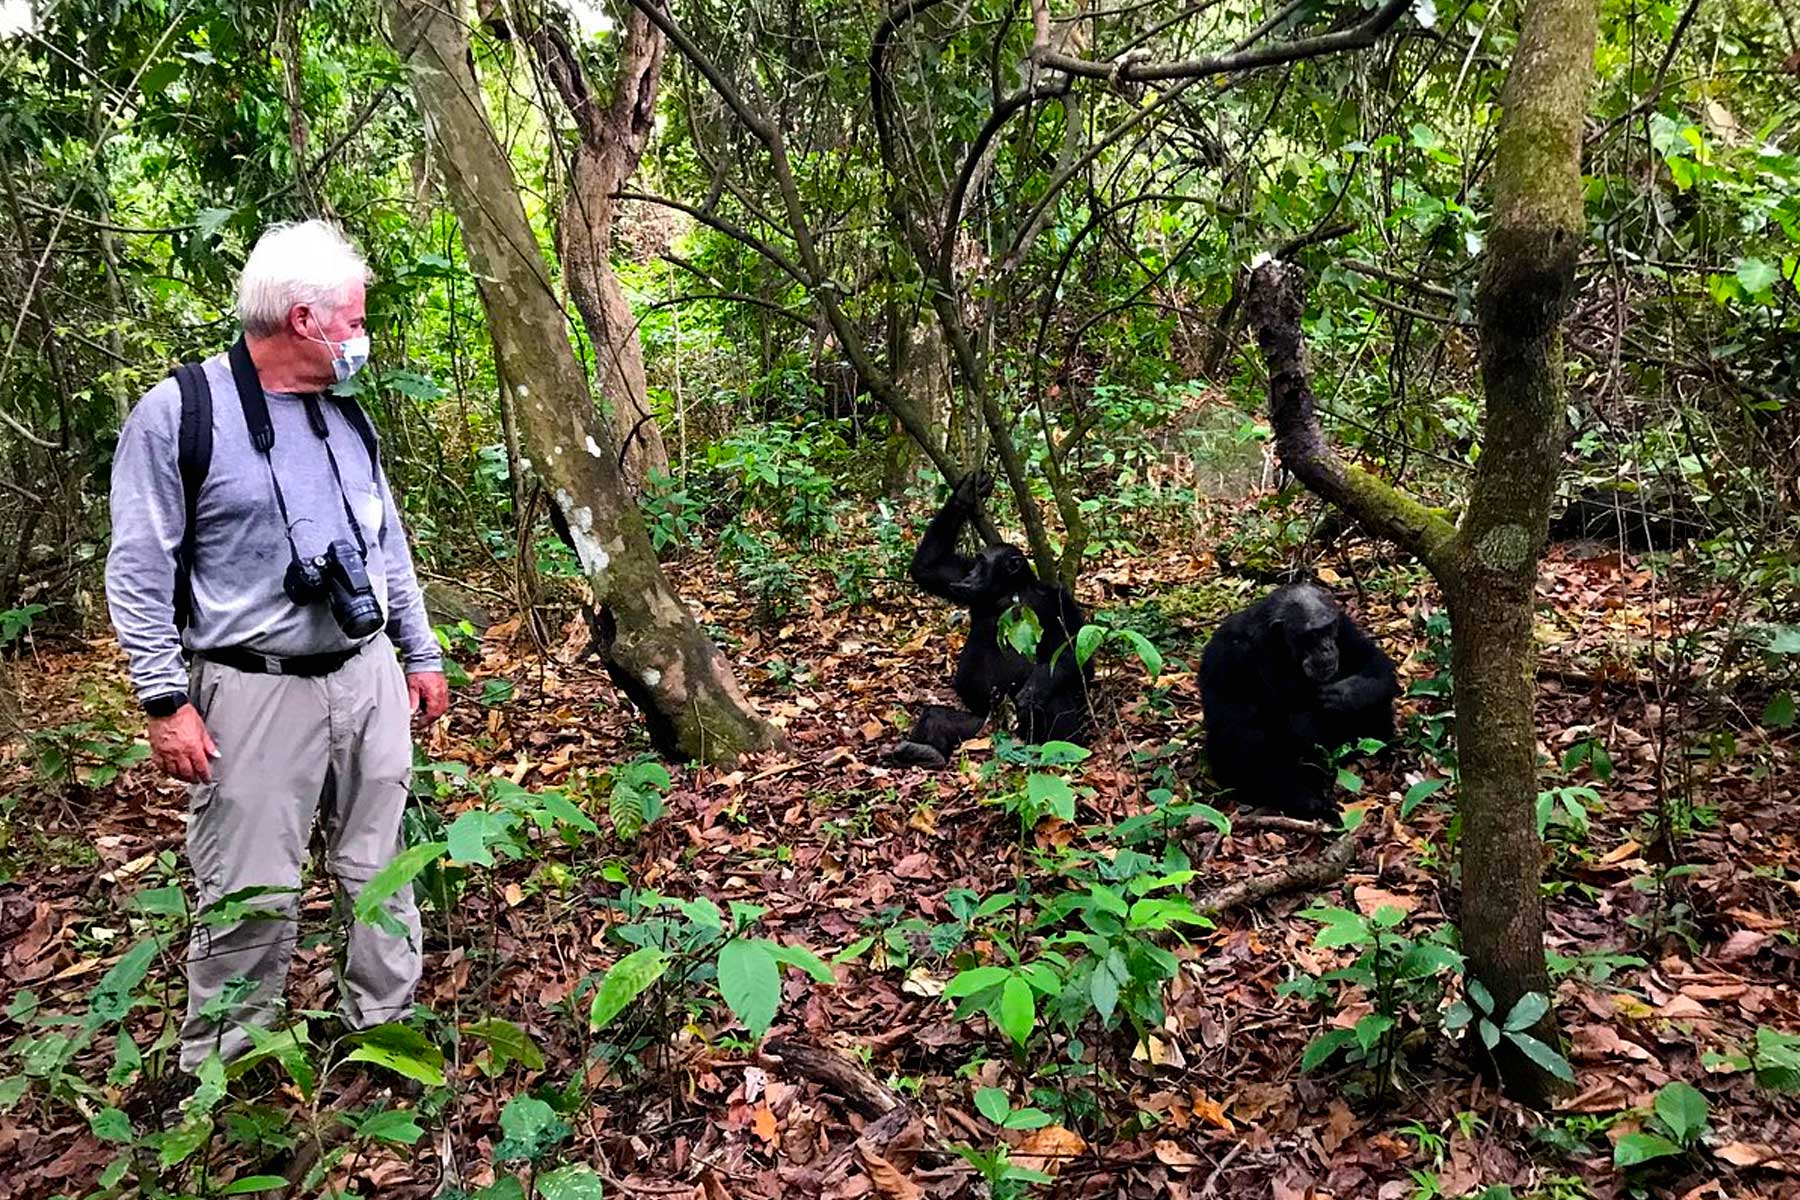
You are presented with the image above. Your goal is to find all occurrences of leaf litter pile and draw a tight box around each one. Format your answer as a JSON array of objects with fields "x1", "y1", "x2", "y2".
[{"x1": 1, "y1": 499, "x2": 1797, "y2": 1200}]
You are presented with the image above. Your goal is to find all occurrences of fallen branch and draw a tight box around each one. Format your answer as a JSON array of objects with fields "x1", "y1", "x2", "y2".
[
  {"x1": 765, "y1": 1037, "x2": 901, "y2": 1118},
  {"x1": 1196, "y1": 819, "x2": 1368, "y2": 915}
]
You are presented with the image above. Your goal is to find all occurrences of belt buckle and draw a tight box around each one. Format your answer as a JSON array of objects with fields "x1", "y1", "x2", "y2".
[{"x1": 262, "y1": 654, "x2": 284, "y2": 676}]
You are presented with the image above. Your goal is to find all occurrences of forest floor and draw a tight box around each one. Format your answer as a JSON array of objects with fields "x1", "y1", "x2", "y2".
[{"x1": 1, "y1": 500, "x2": 1797, "y2": 1200}]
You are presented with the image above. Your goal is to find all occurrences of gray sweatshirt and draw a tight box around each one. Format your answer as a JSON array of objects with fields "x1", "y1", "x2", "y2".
[{"x1": 105, "y1": 352, "x2": 442, "y2": 702}]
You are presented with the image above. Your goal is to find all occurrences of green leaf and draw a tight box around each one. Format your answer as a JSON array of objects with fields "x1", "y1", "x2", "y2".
[
  {"x1": 477, "y1": 1178, "x2": 527, "y2": 1200},
  {"x1": 138, "y1": 59, "x2": 182, "y2": 96},
  {"x1": 718, "y1": 939, "x2": 782, "y2": 1041},
  {"x1": 220, "y1": 1176, "x2": 292, "y2": 1194},
  {"x1": 1654, "y1": 1081, "x2": 1709, "y2": 1143},
  {"x1": 99, "y1": 1154, "x2": 130, "y2": 1189},
  {"x1": 1401, "y1": 776, "x2": 1448, "y2": 818},
  {"x1": 974, "y1": 1086, "x2": 1011, "y2": 1125},
  {"x1": 1736, "y1": 257, "x2": 1780, "y2": 295},
  {"x1": 1075, "y1": 623, "x2": 1106, "y2": 667},
  {"x1": 109, "y1": 1030, "x2": 143, "y2": 1088},
  {"x1": 1310, "y1": 907, "x2": 1369, "y2": 950},
  {"x1": 129, "y1": 885, "x2": 189, "y2": 916},
  {"x1": 1397, "y1": 943, "x2": 1464, "y2": 979},
  {"x1": 1354, "y1": 1013, "x2": 1395, "y2": 1052},
  {"x1": 189, "y1": 1053, "x2": 228, "y2": 1117},
  {"x1": 768, "y1": 942, "x2": 836, "y2": 983},
  {"x1": 1027, "y1": 773, "x2": 1077, "y2": 822},
  {"x1": 1503, "y1": 992, "x2": 1550, "y2": 1032},
  {"x1": 536, "y1": 1164, "x2": 605, "y2": 1200},
  {"x1": 88, "y1": 937, "x2": 161, "y2": 1027},
  {"x1": 1763, "y1": 691, "x2": 1797, "y2": 730},
  {"x1": 1753, "y1": 1026, "x2": 1800, "y2": 1091},
  {"x1": 1113, "y1": 630, "x2": 1164, "y2": 681},
  {"x1": 345, "y1": 1023, "x2": 446, "y2": 1087},
  {"x1": 352, "y1": 1108, "x2": 425, "y2": 1146},
  {"x1": 1478, "y1": 1019, "x2": 1501, "y2": 1050},
  {"x1": 1466, "y1": 978, "x2": 1496, "y2": 1014},
  {"x1": 493, "y1": 1094, "x2": 571, "y2": 1163},
  {"x1": 1336, "y1": 767, "x2": 1363, "y2": 793},
  {"x1": 0, "y1": 1076, "x2": 26, "y2": 1111},
  {"x1": 157, "y1": 1117, "x2": 213, "y2": 1168},
  {"x1": 944, "y1": 965, "x2": 1011, "y2": 998},
  {"x1": 1302, "y1": 1028, "x2": 1359, "y2": 1072},
  {"x1": 1613, "y1": 1131, "x2": 1683, "y2": 1168},
  {"x1": 90, "y1": 1107, "x2": 134, "y2": 1144},
  {"x1": 1090, "y1": 961, "x2": 1121, "y2": 1025},
  {"x1": 1507, "y1": 1030, "x2": 1575, "y2": 1082},
  {"x1": 1003, "y1": 605, "x2": 1042, "y2": 656},
  {"x1": 997, "y1": 974, "x2": 1036, "y2": 1047},
  {"x1": 463, "y1": 1018, "x2": 545, "y2": 1073},
  {"x1": 229, "y1": 1024, "x2": 316, "y2": 1099},
  {"x1": 446, "y1": 810, "x2": 516, "y2": 867},
  {"x1": 589, "y1": 947, "x2": 670, "y2": 1031},
  {"x1": 352, "y1": 842, "x2": 446, "y2": 937}
]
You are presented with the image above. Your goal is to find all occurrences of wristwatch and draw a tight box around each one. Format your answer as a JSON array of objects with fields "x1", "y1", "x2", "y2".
[{"x1": 142, "y1": 691, "x2": 189, "y2": 718}]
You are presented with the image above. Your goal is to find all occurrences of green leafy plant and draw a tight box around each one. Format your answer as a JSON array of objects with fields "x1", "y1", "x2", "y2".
[
  {"x1": 1443, "y1": 983, "x2": 1574, "y2": 1087},
  {"x1": 588, "y1": 892, "x2": 833, "y2": 1047},
  {"x1": 606, "y1": 758, "x2": 673, "y2": 841},
  {"x1": 1289, "y1": 905, "x2": 1463, "y2": 1087},
  {"x1": 1612, "y1": 1080, "x2": 1709, "y2": 1169}
]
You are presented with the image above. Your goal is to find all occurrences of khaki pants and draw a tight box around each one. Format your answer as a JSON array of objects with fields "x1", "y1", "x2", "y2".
[{"x1": 179, "y1": 636, "x2": 422, "y2": 1072}]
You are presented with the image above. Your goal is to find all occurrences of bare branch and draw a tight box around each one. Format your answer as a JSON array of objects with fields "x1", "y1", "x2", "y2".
[
  {"x1": 1031, "y1": 0, "x2": 1416, "y2": 82},
  {"x1": 1245, "y1": 258, "x2": 1459, "y2": 578}
]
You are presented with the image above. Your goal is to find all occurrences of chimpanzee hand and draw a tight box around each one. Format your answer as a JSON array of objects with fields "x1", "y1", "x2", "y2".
[
  {"x1": 1316, "y1": 679, "x2": 1355, "y2": 714},
  {"x1": 951, "y1": 470, "x2": 994, "y2": 509}
]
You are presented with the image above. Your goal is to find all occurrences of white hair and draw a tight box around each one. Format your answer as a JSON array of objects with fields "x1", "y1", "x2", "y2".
[{"x1": 235, "y1": 220, "x2": 370, "y2": 337}]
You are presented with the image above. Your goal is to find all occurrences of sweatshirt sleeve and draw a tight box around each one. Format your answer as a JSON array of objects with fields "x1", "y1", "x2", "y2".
[
  {"x1": 376, "y1": 469, "x2": 443, "y2": 673},
  {"x1": 104, "y1": 381, "x2": 191, "y2": 702}
]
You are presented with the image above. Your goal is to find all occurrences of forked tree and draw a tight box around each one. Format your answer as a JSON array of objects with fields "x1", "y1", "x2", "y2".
[{"x1": 1245, "y1": 0, "x2": 1599, "y2": 1105}]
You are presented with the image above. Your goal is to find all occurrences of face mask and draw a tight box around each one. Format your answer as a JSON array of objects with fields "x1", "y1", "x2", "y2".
[
  {"x1": 331, "y1": 334, "x2": 371, "y2": 383},
  {"x1": 307, "y1": 316, "x2": 371, "y2": 383}
]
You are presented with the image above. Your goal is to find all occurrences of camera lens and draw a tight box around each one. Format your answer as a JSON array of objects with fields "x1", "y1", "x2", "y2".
[{"x1": 332, "y1": 590, "x2": 385, "y2": 638}]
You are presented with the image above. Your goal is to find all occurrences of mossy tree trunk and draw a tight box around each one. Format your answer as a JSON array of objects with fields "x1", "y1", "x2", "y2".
[
  {"x1": 387, "y1": 0, "x2": 779, "y2": 764},
  {"x1": 1245, "y1": 0, "x2": 1596, "y2": 1108}
]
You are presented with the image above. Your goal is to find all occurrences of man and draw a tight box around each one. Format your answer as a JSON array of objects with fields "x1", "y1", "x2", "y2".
[{"x1": 105, "y1": 220, "x2": 449, "y2": 1073}]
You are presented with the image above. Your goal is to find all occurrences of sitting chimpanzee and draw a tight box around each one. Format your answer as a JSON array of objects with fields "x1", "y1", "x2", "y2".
[
  {"x1": 888, "y1": 472, "x2": 1092, "y2": 767},
  {"x1": 1199, "y1": 580, "x2": 1398, "y2": 819}
]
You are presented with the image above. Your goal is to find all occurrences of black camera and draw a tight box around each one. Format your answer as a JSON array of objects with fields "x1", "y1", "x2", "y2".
[{"x1": 284, "y1": 539, "x2": 384, "y2": 638}]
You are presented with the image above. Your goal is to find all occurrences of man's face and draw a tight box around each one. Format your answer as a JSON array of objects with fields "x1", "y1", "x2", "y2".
[{"x1": 290, "y1": 282, "x2": 367, "y2": 381}]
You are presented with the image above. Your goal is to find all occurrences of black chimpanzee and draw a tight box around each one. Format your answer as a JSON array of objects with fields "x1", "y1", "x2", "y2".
[
  {"x1": 1199, "y1": 581, "x2": 1399, "y2": 819},
  {"x1": 887, "y1": 472, "x2": 1092, "y2": 767}
]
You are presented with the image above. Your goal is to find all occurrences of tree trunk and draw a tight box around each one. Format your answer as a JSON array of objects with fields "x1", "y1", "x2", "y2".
[
  {"x1": 1455, "y1": 0, "x2": 1597, "y2": 1104},
  {"x1": 387, "y1": 0, "x2": 779, "y2": 764},
  {"x1": 1244, "y1": 0, "x2": 1594, "y2": 1109},
  {"x1": 525, "y1": 9, "x2": 670, "y2": 492}
]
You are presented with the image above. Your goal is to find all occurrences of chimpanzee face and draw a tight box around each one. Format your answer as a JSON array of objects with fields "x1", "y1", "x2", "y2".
[
  {"x1": 959, "y1": 544, "x2": 1033, "y2": 602},
  {"x1": 1273, "y1": 584, "x2": 1341, "y2": 684}
]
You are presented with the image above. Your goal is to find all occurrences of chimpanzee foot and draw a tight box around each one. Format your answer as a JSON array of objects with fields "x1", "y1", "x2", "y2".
[{"x1": 885, "y1": 740, "x2": 949, "y2": 769}]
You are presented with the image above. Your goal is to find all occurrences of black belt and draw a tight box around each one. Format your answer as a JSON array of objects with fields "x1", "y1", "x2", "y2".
[{"x1": 198, "y1": 644, "x2": 363, "y2": 678}]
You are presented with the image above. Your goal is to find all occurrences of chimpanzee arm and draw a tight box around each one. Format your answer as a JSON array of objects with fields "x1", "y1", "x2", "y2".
[
  {"x1": 910, "y1": 480, "x2": 983, "y2": 602},
  {"x1": 1320, "y1": 613, "x2": 1399, "y2": 713}
]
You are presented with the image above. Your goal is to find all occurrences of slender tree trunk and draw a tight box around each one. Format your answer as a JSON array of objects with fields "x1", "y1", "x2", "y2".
[
  {"x1": 1244, "y1": 0, "x2": 1595, "y2": 1109},
  {"x1": 524, "y1": 9, "x2": 670, "y2": 491},
  {"x1": 387, "y1": 0, "x2": 778, "y2": 764},
  {"x1": 1454, "y1": 0, "x2": 1597, "y2": 1102}
]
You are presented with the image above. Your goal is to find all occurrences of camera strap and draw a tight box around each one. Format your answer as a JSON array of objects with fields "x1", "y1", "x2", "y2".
[{"x1": 303, "y1": 394, "x2": 371, "y2": 559}]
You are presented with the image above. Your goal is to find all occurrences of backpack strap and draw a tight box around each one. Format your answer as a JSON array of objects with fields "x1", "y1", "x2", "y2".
[
  {"x1": 227, "y1": 337, "x2": 273, "y2": 452},
  {"x1": 172, "y1": 361, "x2": 213, "y2": 630}
]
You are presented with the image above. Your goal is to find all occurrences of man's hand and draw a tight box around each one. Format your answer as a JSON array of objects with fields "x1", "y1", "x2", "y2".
[
  {"x1": 407, "y1": 671, "x2": 450, "y2": 726},
  {"x1": 149, "y1": 705, "x2": 218, "y2": 784}
]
